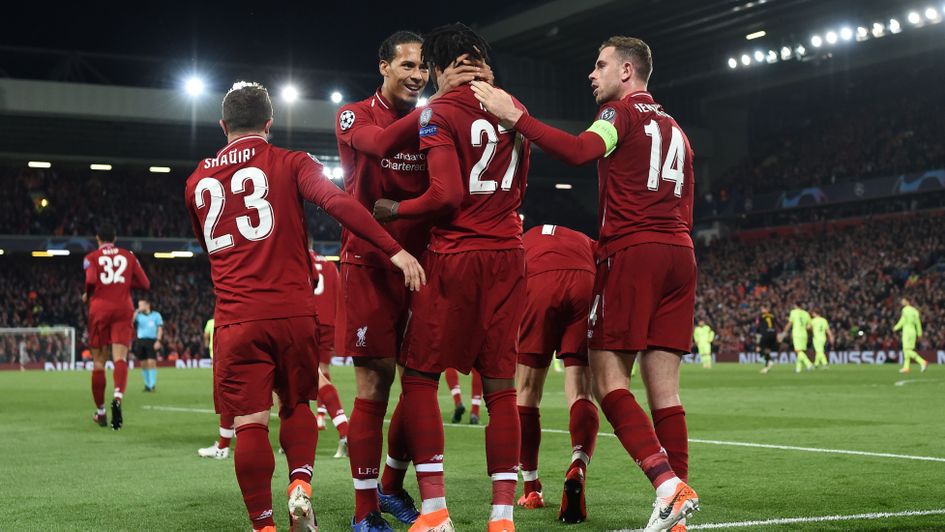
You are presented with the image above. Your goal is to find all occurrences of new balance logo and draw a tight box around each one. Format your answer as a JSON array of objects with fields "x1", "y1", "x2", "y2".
[
  {"x1": 253, "y1": 509, "x2": 274, "y2": 521},
  {"x1": 356, "y1": 326, "x2": 368, "y2": 348}
]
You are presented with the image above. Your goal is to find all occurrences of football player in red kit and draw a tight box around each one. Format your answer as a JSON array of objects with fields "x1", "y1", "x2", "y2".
[
  {"x1": 185, "y1": 81, "x2": 424, "y2": 532},
  {"x1": 373, "y1": 23, "x2": 529, "y2": 532},
  {"x1": 83, "y1": 224, "x2": 150, "y2": 430},
  {"x1": 472, "y1": 36, "x2": 699, "y2": 532},
  {"x1": 516, "y1": 224, "x2": 599, "y2": 524},
  {"x1": 443, "y1": 368, "x2": 482, "y2": 424}
]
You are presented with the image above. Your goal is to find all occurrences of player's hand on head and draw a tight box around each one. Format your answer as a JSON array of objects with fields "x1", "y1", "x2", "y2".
[
  {"x1": 433, "y1": 54, "x2": 484, "y2": 99},
  {"x1": 470, "y1": 81, "x2": 522, "y2": 129},
  {"x1": 373, "y1": 198, "x2": 399, "y2": 222},
  {"x1": 390, "y1": 250, "x2": 426, "y2": 292}
]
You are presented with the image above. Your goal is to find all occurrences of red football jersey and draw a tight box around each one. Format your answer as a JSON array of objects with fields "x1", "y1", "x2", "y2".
[
  {"x1": 523, "y1": 225, "x2": 596, "y2": 277},
  {"x1": 185, "y1": 135, "x2": 402, "y2": 327},
  {"x1": 309, "y1": 251, "x2": 340, "y2": 327},
  {"x1": 594, "y1": 91, "x2": 694, "y2": 260},
  {"x1": 83, "y1": 243, "x2": 150, "y2": 310},
  {"x1": 418, "y1": 84, "x2": 530, "y2": 252},
  {"x1": 336, "y1": 90, "x2": 430, "y2": 268}
]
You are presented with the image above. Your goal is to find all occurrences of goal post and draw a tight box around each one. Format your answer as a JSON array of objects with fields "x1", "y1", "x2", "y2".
[{"x1": 0, "y1": 327, "x2": 76, "y2": 368}]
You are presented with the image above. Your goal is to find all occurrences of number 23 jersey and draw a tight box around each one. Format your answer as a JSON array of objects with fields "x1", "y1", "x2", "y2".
[{"x1": 593, "y1": 91, "x2": 694, "y2": 260}]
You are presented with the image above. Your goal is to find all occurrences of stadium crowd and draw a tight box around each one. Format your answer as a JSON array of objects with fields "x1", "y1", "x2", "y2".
[{"x1": 696, "y1": 211, "x2": 945, "y2": 354}]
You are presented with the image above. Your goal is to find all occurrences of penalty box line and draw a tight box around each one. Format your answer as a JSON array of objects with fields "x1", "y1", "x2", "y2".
[
  {"x1": 142, "y1": 405, "x2": 945, "y2": 463},
  {"x1": 610, "y1": 508, "x2": 945, "y2": 531}
]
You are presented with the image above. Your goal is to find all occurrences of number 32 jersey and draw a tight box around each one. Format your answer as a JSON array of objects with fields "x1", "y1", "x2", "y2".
[
  {"x1": 419, "y1": 84, "x2": 531, "y2": 253},
  {"x1": 83, "y1": 244, "x2": 150, "y2": 311},
  {"x1": 185, "y1": 135, "x2": 401, "y2": 327},
  {"x1": 593, "y1": 91, "x2": 694, "y2": 260}
]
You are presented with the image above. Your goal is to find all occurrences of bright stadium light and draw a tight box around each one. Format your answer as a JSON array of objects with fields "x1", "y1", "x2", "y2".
[
  {"x1": 28, "y1": 161, "x2": 52, "y2": 168},
  {"x1": 811, "y1": 34, "x2": 823, "y2": 47},
  {"x1": 745, "y1": 30, "x2": 766, "y2": 40},
  {"x1": 40, "y1": 198, "x2": 49, "y2": 208},
  {"x1": 281, "y1": 85, "x2": 299, "y2": 103},
  {"x1": 555, "y1": 183, "x2": 573, "y2": 190},
  {"x1": 780, "y1": 46, "x2": 792, "y2": 60},
  {"x1": 825, "y1": 31, "x2": 838, "y2": 44},
  {"x1": 90, "y1": 164, "x2": 112, "y2": 171},
  {"x1": 417, "y1": 97, "x2": 429, "y2": 107},
  {"x1": 926, "y1": 7, "x2": 941, "y2": 21},
  {"x1": 856, "y1": 26, "x2": 869, "y2": 41},
  {"x1": 740, "y1": 54, "x2": 751, "y2": 66},
  {"x1": 889, "y1": 18, "x2": 902, "y2": 33},
  {"x1": 330, "y1": 91, "x2": 343, "y2": 104},
  {"x1": 149, "y1": 166, "x2": 171, "y2": 173},
  {"x1": 331, "y1": 166, "x2": 343, "y2": 180},
  {"x1": 753, "y1": 50, "x2": 765, "y2": 62},
  {"x1": 766, "y1": 50, "x2": 778, "y2": 63},
  {"x1": 840, "y1": 27, "x2": 853, "y2": 41},
  {"x1": 728, "y1": 57, "x2": 738, "y2": 68},
  {"x1": 322, "y1": 166, "x2": 332, "y2": 178},
  {"x1": 908, "y1": 11, "x2": 921, "y2": 24},
  {"x1": 185, "y1": 76, "x2": 205, "y2": 97},
  {"x1": 872, "y1": 22, "x2": 886, "y2": 37},
  {"x1": 0, "y1": 249, "x2": 4, "y2": 256},
  {"x1": 796, "y1": 45, "x2": 807, "y2": 56}
]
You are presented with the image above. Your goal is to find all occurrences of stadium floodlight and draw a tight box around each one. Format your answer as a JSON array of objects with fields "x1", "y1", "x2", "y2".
[
  {"x1": 28, "y1": 161, "x2": 51, "y2": 168},
  {"x1": 796, "y1": 45, "x2": 807, "y2": 56},
  {"x1": 840, "y1": 27, "x2": 853, "y2": 41},
  {"x1": 728, "y1": 57, "x2": 738, "y2": 68},
  {"x1": 149, "y1": 166, "x2": 171, "y2": 173},
  {"x1": 908, "y1": 11, "x2": 921, "y2": 24},
  {"x1": 740, "y1": 54, "x2": 751, "y2": 66},
  {"x1": 825, "y1": 31, "x2": 838, "y2": 44},
  {"x1": 417, "y1": 97, "x2": 429, "y2": 107},
  {"x1": 322, "y1": 165, "x2": 332, "y2": 178},
  {"x1": 281, "y1": 85, "x2": 299, "y2": 103},
  {"x1": 331, "y1": 166, "x2": 343, "y2": 180},
  {"x1": 40, "y1": 198, "x2": 49, "y2": 208},
  {"x1": 856, "y1": 26, "x2": 869, "y2": 41},
  {"x1": 811, "y1": 34, "x2": 823, "y2": 47},
  {"x1": 926, "y1": 7, "x2": 940, "y2": 20},
  {"x1": 872, "y1": 22, "x2": 886, "y2": 37},
  {"x1": 323, "y1": 255, "x2": 341, "y2": 262},
  {"x1": 0, "y1": 249, "x2": 4, "y2": 255},
  {"x1": 780, "y1": 46, "x2": 792, "y2": 60},
  {"x1": 753, "y1": 50, "x2": 765, "y2": 62},
  {"x1": 889, "y1": 18, "x2": 902, "y2": 33},
  {"x1": 766, "y1": 50, "x2": 778, "y2": 63},
  {"x1": 184, "y1": 76, "x2": 205, "y2": 97},
  {"x1": 47, "y1": 249, "x2": 70, "y2": 256},
  {"x1": 330, "y1": 91, "x2": 343, "y2": 104},
  {"x1": 745, "y1": 30, "x2": 766, "y2": 40},
  {"x1": 555, "y1": 183, "x2": 573, "y2": 190},
  {"x1": 90, "y1": 164, "x2": 112, "y2": 171}
]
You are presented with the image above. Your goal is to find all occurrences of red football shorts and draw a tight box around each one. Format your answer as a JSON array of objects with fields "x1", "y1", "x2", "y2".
[
  {"x1": 316, "y1": 320, "x2": 334, "y2": 365},
  {"x1": 518, "y1": 269, "x2": 594, "y2": 368},
  {"x1": 400, "y1": 249, "x2": 526, "y2": 379},
  {"x1": 588, "y1": 243, "x2": 697, "y2": 354},
  {"x1": 337, "y1": 263, "x2": 409, "y2": 359},
  {"x1": 87, "y1": 306, "x2": 133, "y2": 348},
  {"x1": 213, "y1": 316, "x2": 319, "y2": 416}
]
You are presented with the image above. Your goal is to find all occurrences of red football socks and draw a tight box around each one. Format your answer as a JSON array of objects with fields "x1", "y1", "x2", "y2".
[
  {"x1": 401, "y1": 376, "x2": 445, "y2": 504},
  {"x1": 471, "y1": 371, "x2": 483, "y2": 417},
  {"x1": 652, "y1": 405, "x2": 689, "y2": 483},
  {"x1": 380, "y1": 397, "x2": 410, "y2": 495},
  {"x1": 600, "y1": 389, "x2": 675, "y2": 488},
  {"x1": 219, "y1": 413, "x2": 235, "y2": 449},
  {"x1": 445, "y1": 368, "x2": 462, "y2": 406},
  {"x1": 569, "y1": 398, "x2": 600, "y2": 471},
  {"x1": 319, "y1": 382, "x2": 349, "y2": 440},
  {"x1": 349, "y1": 398, "x2": 387, "y2": 521},
  {"x1": 485, "y1": 389, "x2": 520, "y2": 506},
  {"x1": 112, "y1": 359, "x2": 128, "y2": 399},
  {"x1": 234, "y1": 423, "x2": 276, "y2": 528},
  {"x1": 517, "y1": 405, "x2": 541, "y2": 494},
  {"x1": 91, "y1": 368, "x2": 106, "y2": 408},
  {"x1": 279, "y1": 404, "x2": 317, "y2": 483}
]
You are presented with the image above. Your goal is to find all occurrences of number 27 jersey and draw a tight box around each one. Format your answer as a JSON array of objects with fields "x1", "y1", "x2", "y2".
[
  {"x1": 419, "y1": 84, "x2": 531, "y2": 253},
  {"x1": 595, "y1": 91, "x2": 694, "y2": 260}
]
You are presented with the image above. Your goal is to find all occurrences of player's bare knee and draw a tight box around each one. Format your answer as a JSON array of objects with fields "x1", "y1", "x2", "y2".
[
  {"x1": 354, "y1": 358, "x2": 396, "y2": 401},
  {"x1": 482, "y1": 376, "x2": 515, "y2": 396},
  {"x1": 234, "y1": 410, "x2": 269, "y2": 428}
]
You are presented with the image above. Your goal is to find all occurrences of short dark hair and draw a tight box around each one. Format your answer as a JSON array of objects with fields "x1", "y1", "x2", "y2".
[
  {"x1": 96, "y1": 223, "x2": 116, "y2": 243},
  {"x1": 379, "y1": 31, "x2": 423, "y2": 63},
  {"x1": 600, "y1": 36, "x2": 653, "y2": 84},
  {"x1": 422, "y1": 23, "x2": 491, "y2": 73},
  {"x1": 222, "y1": 81, "x2": 272, "y2": 133}
]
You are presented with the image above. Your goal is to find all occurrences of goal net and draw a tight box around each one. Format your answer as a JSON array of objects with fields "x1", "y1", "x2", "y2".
[{"x1": 0, "y1": 327, "x2": 76, "y2": 368}]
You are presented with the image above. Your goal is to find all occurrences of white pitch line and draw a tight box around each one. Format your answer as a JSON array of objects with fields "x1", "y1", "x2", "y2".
[
  {"x1": 143, "y1": 405, "x2": 945, "y2": 463},
  {"x1": 660, "y1": 508, "x2": 945, "y2": 530},
  {"x1": 895, "y1": 378, "x2": 939, "y2": 386}
]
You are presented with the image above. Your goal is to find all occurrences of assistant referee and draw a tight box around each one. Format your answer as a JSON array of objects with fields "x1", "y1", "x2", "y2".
[{"x1": 133, "y1": 298, "x2": 163, "y2": 392}]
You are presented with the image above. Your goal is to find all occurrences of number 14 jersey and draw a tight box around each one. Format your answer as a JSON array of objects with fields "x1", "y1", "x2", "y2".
[{"x1": 594, "y1": 91, "x2": 694, "y2": 260}]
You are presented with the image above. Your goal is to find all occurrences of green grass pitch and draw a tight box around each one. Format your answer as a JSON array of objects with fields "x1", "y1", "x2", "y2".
[{"x1": 1, "y1": 364, "x2": 943, "y2": 530}]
